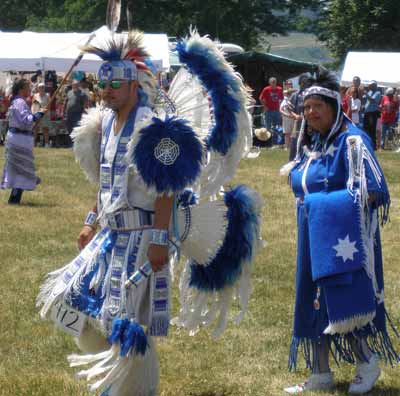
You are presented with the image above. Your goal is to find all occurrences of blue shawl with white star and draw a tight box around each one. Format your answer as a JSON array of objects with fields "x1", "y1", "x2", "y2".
[{"x1": 304, "y1": 189, "x2": 376, "y2": 332}]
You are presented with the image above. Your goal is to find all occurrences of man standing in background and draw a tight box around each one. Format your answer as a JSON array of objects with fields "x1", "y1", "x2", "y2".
[
  {"x1": 259, "y1": 77, "x2": 283, "y2": 131},
  {"x1": 63, "y1": 79, "x2": 88, "y2": 147},
  {"x1": 363, "y1": 81, "x2": 381, "y2": 150}
]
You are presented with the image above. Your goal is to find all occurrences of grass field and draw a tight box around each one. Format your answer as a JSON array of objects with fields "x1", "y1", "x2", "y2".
[{"x1": 0, "y1": 146, "x2": 399, "y2": 396}]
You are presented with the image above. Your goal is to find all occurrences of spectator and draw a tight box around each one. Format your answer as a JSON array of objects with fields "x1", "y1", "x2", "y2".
[
  {"x1": 288, "y1": 73, "x2": 313, "y2": 161},
  {"x1": 259, "y1": 77, "x2": 283, "y2": 130},
  {"x1": 340, "y1": 85, "x2": 349, "y2": 114},
  {"x1": 348, "y1": 86, "x2": 362, "y2": 127},
  {"x1": 379, "y1": 87, "x2": 398, "y2": 149},
  {"x1": 280, "y1": 88, "x2": 296, "y2": 150},
  {"x1": 363, "y1": 81, "x2": 381, "y2": 150},
  {"x1": 349, "y1": 76, "x2": 365, "y2": 125},
  {"x1": 0, "y1": 87, "x2": 9, "y2": 145},
  {"x1": 63, "y1": 79, "x2": 88, "y2": 146},
  {"x1": 32, "y1": 82, "x2": 50, "y2": 147},
  {"x1": 0, "y1": 87, "x2": 10, "y2": 119}
]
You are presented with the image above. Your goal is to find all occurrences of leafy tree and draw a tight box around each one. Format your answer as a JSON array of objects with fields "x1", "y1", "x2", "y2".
[
  {"x1": 0, "y1": 0, "x2": 316, "y2": 50},
  {"x1": 316, "y1": 0, "x2": 400, "y2": 63}
]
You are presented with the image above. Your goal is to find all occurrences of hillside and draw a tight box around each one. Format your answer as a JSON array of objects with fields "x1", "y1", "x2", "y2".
[{"x1": 259, "y1": 32, "x2": 333, "y2": 64}]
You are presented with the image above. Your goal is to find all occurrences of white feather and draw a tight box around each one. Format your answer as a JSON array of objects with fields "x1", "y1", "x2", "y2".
[
  {"x1": 167, "y1": 33, "x2": 253, "y2": 198},
  {"x1": 71, "y1": 106, "x2": 106, "y2": 184},
  {"x1": 177, "y1": 199, "x2": 228, "y2": 265}
]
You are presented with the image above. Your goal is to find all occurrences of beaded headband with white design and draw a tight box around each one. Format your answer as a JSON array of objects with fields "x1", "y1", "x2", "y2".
[
  {"x1": 98, "y1": 60, "x2": 138, "y2": 81},
  {"x1": 303, "y1": 86, "x2": 341, "y2": 101}
]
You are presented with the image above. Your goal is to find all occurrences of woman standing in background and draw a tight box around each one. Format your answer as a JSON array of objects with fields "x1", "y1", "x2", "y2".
[{"x1": 1, "y1": 79, "x2": 44, "y2": 204}]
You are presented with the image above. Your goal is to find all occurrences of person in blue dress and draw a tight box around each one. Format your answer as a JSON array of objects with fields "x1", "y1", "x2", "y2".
[{"x1": 282, "y1": 70, "x2": 399, "y2": 394}]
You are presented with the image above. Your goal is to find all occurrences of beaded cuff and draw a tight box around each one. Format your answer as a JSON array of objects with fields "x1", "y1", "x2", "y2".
[
  {"x1": 84, "y1": 211, "x2": 98, "y2": 228},
  {"x1": 150, "y1": 229, "x2": 169, "y2": 246}
]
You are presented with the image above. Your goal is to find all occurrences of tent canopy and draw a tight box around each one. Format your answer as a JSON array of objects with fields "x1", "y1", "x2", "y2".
[
  {"x1": 227, "y1": 51, "x2": 318, "y2": 96},
  {"x1": 0, "y1": 26, "x2": 170, "y2": 73},
  {"x1": 341, "y1": 51, "x2": 400, "y2": 88}
]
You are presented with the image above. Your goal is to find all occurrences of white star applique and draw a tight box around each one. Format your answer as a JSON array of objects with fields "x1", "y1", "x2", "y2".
[
  {"x1": 325, "y1": 144, "x2": 338, "y2": 157},
  {"x1": 333, "y1": 234, "x2": 359, "y2": 262}
]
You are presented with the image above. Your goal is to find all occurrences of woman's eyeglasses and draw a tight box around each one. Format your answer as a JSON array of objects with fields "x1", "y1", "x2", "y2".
[{"x1": 97, "y1": 80, "x2": 128, "y2": 90}]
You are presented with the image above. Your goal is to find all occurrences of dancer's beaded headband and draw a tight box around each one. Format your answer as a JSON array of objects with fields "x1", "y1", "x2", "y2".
[{"x1": 98, "y1": 60, "x2": 137, "y2": 81}]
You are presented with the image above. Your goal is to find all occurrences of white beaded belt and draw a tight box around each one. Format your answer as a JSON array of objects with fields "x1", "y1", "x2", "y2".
[{"x1": 106, "y1": 208, "x2": 154, "y2": 231}]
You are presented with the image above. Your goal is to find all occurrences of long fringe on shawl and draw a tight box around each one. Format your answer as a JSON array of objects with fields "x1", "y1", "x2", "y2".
[{"x1": 289, "y1": 309, "x2": 400, "y2": 371}]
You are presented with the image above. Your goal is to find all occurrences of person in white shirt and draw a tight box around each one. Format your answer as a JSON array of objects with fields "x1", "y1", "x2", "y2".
[
  {"x1": 348, "y1": 86, "x2": 361, "y2": 127},
  {"x1": 31, "y1": 83, "x2": 50, "y2": 147},
  {"x1": 280, "y1": 88, "x2": 296, "y2": 150}
]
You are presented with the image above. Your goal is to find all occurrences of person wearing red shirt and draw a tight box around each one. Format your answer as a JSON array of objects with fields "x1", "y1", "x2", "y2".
[
  {"x1": 380, "y1": 87, "x2": 398, "y2": 149},
  {"x1": 259, "y1": 77, "x2": 284, "y2": 131}
]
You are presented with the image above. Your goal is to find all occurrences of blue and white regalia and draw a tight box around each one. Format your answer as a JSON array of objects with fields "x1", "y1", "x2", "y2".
[
  {"x1": 37, "y1": 30, "x2": 262, "y2": 396},
  {"x1": 287, "y1": 101, "x2": 398, "y2": 370}
]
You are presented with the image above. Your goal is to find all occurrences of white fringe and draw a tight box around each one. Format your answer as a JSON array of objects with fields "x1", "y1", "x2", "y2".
[
  {"x1": 68, "y1": 337, "x2": 159, "y2": 396},
  {"x1": 172, "y1": 259, "x2": 253, "y2": 339},
  {"x1": 323, "y1": 311, "x2": 376, "y2": 335},
  {"x1": 71, "y1": 106, "x2": 106, "y2": 184}
]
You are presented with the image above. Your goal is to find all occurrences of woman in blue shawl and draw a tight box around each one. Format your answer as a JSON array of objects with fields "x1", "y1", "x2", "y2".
[{"x1": 283, "y1": 70, "x2": 398, "y2": 395}]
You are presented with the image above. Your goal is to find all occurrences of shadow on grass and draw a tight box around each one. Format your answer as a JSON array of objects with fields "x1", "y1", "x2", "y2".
[
  {"x1": 188, "y1": 392, "x2": 232, "y2": 396},
  {"x1": 188, "y1": 386, "x2": 238, "y2": 396},
  {"x1": 20, "y1": 201, "x2": 58, "y2": 208},
  {"x1": 329, "y1": 381, "x2": 400, "y2": 396}
]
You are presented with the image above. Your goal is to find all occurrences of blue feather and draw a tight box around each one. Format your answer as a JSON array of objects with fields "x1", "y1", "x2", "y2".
[
  {"x1": 108, "y1": 318, "x2": 129, "y2": 344},
  {"x1": 108, "y1": 319, "x2": 148, "y2": 356},
  {"x1": 133, "y1": 117, "x2": 203, "y2": 194},
  {"x1": 189, "y1": 185, "x2": 260, "y2": 291},
  {"x1": 120, "y1": 321, "x2": 148, "y2": 356},
  {"x1": 176, "y1": 38, "x2": 242, "y2": 155}
]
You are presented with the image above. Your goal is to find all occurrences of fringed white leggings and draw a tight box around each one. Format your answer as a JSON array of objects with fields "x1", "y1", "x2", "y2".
[{"x1": 76, "y1": 322, "x2": 159, "y2": 396}]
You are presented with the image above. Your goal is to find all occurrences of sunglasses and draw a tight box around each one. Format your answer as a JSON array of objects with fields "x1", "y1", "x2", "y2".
[{"x1": 97, "y1": 80, "x2": 129, "y2": 90}]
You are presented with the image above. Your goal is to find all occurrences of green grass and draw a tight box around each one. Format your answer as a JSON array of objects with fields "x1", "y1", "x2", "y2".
[{"x1": 0, "y1": 147, "x2": 399, "y2": 396}]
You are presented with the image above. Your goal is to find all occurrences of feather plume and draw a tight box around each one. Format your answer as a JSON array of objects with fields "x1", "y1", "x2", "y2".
[
  {"x1": 80, "y1": 37, "x2": 125, "y2": 62},
  {"x1": 123, "y1": 30, "x2": 149, "y2": 60},
  {"x1": 126, "y1": 3, "x2": 134, "y2": 30},
  {"x1": 106, "y1": 0, "x2": 122, "y2": 33}
]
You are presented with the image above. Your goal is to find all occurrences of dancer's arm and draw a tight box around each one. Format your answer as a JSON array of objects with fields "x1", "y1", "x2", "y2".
[
  {"x1": 77, "y1": 203, "x2": 98, "y2": 250},
  {"x1": 147, "y1": 194, "x2": 174, "y2": 272}
]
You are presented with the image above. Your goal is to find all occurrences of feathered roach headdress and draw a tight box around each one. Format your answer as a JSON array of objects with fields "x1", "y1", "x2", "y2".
[
  {"x1": 80, "y1": 30, "x2": 150, "y2": 81},
  {"x1": 81, "y1": 30, "x2": 157, "y2": 104}
]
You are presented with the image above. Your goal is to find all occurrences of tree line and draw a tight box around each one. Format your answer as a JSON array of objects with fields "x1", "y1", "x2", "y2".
[{"x1": 1, "y1": 0, "x2": 400, "y2": 64}]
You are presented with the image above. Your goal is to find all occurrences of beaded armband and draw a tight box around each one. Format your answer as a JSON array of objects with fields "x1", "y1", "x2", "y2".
[
  {"x1": 149, "y1": 229, "x2": 169, "y2": 246},
  {"x1": 84, "y1": 211, "x2": 98, "y2": 229}
]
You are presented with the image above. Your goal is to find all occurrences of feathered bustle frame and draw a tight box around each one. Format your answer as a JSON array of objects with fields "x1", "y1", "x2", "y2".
[
  {"x1": 173, "y1": 185, "x2": 263, "y2": 338},
  {"x1": 176, "y1": 32, "x2": 246, "y2": 155},
  {"x1": 189, "y1": 185, "x2": 262, "y2": 290}
]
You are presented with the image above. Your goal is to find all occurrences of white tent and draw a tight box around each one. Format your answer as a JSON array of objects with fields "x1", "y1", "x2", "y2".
[
  {"x1": 341, "y1": 51, "x2": 400, "y2": 88},
  {"x1": 0, "y1": 26, "x2": 170, "y2": 72}
]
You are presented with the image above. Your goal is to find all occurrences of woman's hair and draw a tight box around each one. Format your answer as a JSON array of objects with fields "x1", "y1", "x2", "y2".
[
  {"x1": 11, "y1": 78, "x2": 29, "y2": 102},
  {"x1": 350, "y1": 86, "x2": 360, "y2": 99},
  {"x1": 305, "y1": 68, "x2": 340, "y2": 115}
]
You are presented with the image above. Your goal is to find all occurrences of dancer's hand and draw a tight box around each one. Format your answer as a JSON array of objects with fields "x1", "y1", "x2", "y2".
[
  {"x1": 147, "y1": 244, "x2": 168, "y2": 272},
  {"x1": 77, "y1": 225, "x2": 96, "y2": 250}
]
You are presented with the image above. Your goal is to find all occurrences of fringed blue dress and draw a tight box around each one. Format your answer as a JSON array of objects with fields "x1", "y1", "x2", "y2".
[{"x1": 288, "y1": 120, "x2": 398, "y2": 370}]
